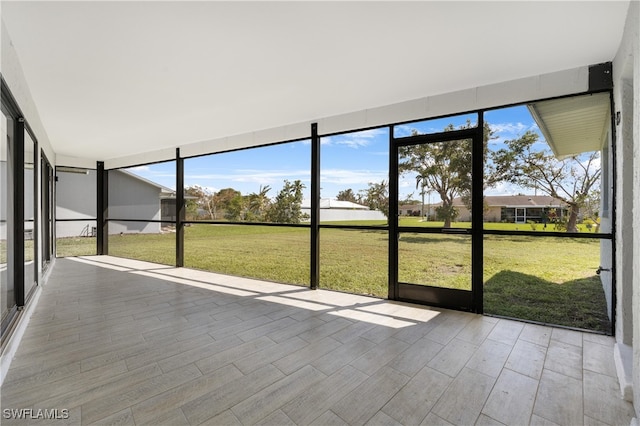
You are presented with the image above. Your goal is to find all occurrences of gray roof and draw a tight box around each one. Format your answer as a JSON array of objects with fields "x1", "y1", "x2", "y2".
[
  {"x1": 481, "y1": 195, "x2": 566, "y2": 207},
  {"x1": 116, "y1": 169, "x2": 175, "y2": 196}
]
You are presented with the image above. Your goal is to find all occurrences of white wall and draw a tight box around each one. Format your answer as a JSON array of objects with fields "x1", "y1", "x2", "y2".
[
  {"x1": 600, "y1": 131, "x2": 614, "y2": 322},
  {"x1": 55, "y1": 169, "x2": 97, "y2": 238},
  {"x1": 107, "y1": 171, "x2": 161, "y2": 234},
  {"x1": 302, "y1": 209, "x2": 387, "y2": 223},
  {"x1": 629, "y1": 1, "x2": 640, "y2": 419},
  {"x1": 1, "y1": 21, "x2": 55, "y2": 165},
  {"x1": 55, "y1": 169, "x2": 162, "y2": 236},
  {"x1": 612, "y1": 0, "x2": 639, "y2": 418},
  {"x1": 0, "y1": 15, "x2": 56, "y2": 385}
]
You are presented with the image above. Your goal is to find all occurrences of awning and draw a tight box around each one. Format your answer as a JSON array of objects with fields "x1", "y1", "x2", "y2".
[{"x1": 527, "y1": 92, "x2": 611, "y2": 159}]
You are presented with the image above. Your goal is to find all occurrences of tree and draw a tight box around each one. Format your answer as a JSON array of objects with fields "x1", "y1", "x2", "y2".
[
  {"x1": 266, "y1": 180, "x2": 308, "y2": 224},
  {"x1": 185, "y1": 185, "x2": 240, "y2": 220},
  {"x1": 246, "y1": 185, "x2": 271, "y2": 222},
  {"x1": 415, "y1": 174, "x2": 428, "y2": 218},
  {"x1": 213, "y1": 188, "x2": 241, "y2": 219},
  {"x1": 336, "y1": 188, "x2": 359, "y2": 203},
  {"x1": 361, "y1": 180, "x2": 389, "y2": 221},
  {"x1": 491, "y1": 130, "x2": 601, "y2": 232},
  {"x1": 399, "y1": 122, "x2": 495, "y2": 227},
  {"x1": 185, "y1": 186, "x2": 207, "y2": 220},
  {"x1": 224, "y1": 193, "x2": 246, "y2": 221},
  {"x1": 399, "y1": 126, "x2": 472, "y2": 227}
]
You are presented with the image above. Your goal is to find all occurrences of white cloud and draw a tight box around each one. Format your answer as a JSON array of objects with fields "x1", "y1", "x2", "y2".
[
  {"x1": 489, "y1": 122, "x2": 528, "y2": 134},
  {"x1": 324, "y1": 128, "x2": 387, "y2": 149},
  {"x1": 488, "y1": 122, "x2": 540, "y2": 145},
  {"x1": 184, "y1": 169, "x2": 311, "y2": 193},
  {"x1": 394, "y1": 125, "x2": 414, "y2": 138},
  {"x1": 399, "y1": 179, "x2": 413, "y2": 188},
  {"x1": 128, "y1": 165, "x2": 151, "y2": 172},
  {"x1": 578, "y1": 153, "x2": 601, "y2": 172},
  {"x1": 485, "y1": 181, "x2": 524, "y2": 196},
  {"x1": 321, "y1": 168, "x2": 387, "y2": 185}
]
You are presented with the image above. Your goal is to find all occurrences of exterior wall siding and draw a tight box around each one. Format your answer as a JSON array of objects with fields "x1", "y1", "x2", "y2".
[
  {"x1": 613, "y1": 0, "x2": 639, "y2": 415},
  {"x1": 303, "y1": 209, "x2": 386, "y2": 222},
  {"x1": 107, "y1": 171, "x2": 162, "y2": 234}
]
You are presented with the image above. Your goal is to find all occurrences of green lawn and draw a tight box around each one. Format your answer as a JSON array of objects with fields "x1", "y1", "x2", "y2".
[
  {"x1": 55, "y1": 222, "x2": 611, "y2": 332},
  {"x1": 333, "y1": 217, "x2": 599, "y2": 232},
  {"x1": 56, "y1": 237, "x2": 97, "y2": 257}
]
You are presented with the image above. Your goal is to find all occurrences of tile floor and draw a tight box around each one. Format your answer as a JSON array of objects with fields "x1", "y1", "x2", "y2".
[{"x1": 1, "y1": 256, "x2": 635, "y2": 425}]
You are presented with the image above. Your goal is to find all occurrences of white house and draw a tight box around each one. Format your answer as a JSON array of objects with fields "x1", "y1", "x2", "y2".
[
  {"x1": 56, "y1": 168, "x2": 175, "y2": 237},
  {"x1": 301, "y1": 198, "x2": 386, "y2": 222}
]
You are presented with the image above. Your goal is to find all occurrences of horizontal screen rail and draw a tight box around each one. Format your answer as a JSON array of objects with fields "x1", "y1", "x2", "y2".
[
  {"x1": 107, "y1": 219, "x2": 174, "y2": 224},
  {"x1": 398, "y1": 227, "x2": 471, "y2": 234},
  {"x1": 482, "y1": 229, "x2": 613, "y2": 239},
  {"x1": 319, "y1": 224, "x2": 388, "y2": 231},
  {"x1": 183, "y1": 220, "x2": 310, "y2": 228}
]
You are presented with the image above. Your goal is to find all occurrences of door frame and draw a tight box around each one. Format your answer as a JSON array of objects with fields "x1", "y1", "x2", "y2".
[
  {"x1": 41, "y1": 152, "x2": 54, "y2": 270},
  {"x1": 389, "y1": 119, "x2": 484, "y2": 313}
]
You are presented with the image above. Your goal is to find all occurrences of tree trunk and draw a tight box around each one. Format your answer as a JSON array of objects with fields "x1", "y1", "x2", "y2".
[
  {"x1": 566, "y1": 204, "x2": 579, "y2": 232},
  {"x1": 443, "y1": 200, "x2": 452, "y2": 228}
]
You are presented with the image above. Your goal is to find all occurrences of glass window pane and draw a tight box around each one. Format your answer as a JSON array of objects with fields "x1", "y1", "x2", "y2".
[
  {"x1": 184, "y1": 224, "x2": 309, "y2": 286},
  {"x1": 24, "y1": 130, "x2": 35, "y2": 297},
  {"x1": 1, "y1": 111, "x2": 13, "y2": 321},
  {"x1": 484, "y1": 235, "x2": 610, "y2": 332},
  {"x1": 184, "y1": 141, "x2": 310, "y2": 224},
  {"x1": 394, "y1": 113, "x2": 478, "y2": 138},
  {"x1": 320, "y1": 228, "x2": 387, "y2": 297},
  {"x1": 56, "y1": 167, "x2": 97, "y2": 257},
  {"x1": 42, "y1": 159, "x2": 54, "y2": 265}
]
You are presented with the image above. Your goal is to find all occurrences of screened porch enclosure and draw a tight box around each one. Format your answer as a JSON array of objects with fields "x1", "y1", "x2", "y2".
[{"x1": 54, "y1": 91, "x2": 615, "y2": 335}]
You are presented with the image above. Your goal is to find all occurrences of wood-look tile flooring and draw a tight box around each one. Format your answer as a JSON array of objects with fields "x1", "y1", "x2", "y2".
[{"x1": 1, "y1": 256, "x2": 634, "y2": 426}]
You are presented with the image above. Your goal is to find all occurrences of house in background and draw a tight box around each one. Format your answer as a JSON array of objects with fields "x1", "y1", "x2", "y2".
[
  {"x1": 301, "y1": 198, "x2": 386, "y2": 222},
  {"x1": 398, "y1": 203, "x2": 436, "y2": 218},
  {"x1": 56, "y1": 168, "x2": 175, "y2": 237},
  {"x1": 399, "y1": 195, "x2": 568, "y2": 223},
  {"x1": 462, "y1": 195, "x2": 568, "y2": 223}
]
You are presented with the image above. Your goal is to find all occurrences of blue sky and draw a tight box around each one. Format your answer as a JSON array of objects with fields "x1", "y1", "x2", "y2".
[{"x1": 127, "y1": 105, "x2": 543, "y2": 201}]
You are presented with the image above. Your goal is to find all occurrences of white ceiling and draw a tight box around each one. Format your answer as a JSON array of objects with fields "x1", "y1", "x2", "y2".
[{"x1": 1, "y1": 1, "x2": 630, "y2": 162}]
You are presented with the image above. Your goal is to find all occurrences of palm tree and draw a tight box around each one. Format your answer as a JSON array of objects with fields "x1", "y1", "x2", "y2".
[
  {"x1": 248, "y1": 185, "x2": 271, "y2": 220},
  {"x1": 415, "y1": 174, "x2": 429, "y2": 219}
]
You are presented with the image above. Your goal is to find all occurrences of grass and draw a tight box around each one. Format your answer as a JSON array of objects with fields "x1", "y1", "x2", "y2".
[
  {"x1": 399, "y1": 233, "x2": 471, "y2": 290},
  {"x1": 56, "y1": 237, "x2": 97, "y2": 257},
  {"x1": 332, "y1": 217, "x2": 599, "y2": 232},
  {"x1": 184, "y1": 225, "x2": 310, "y2": 285},
  {"x1": 55, "y1": 222, "x2": 611, "y2": 332}
]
